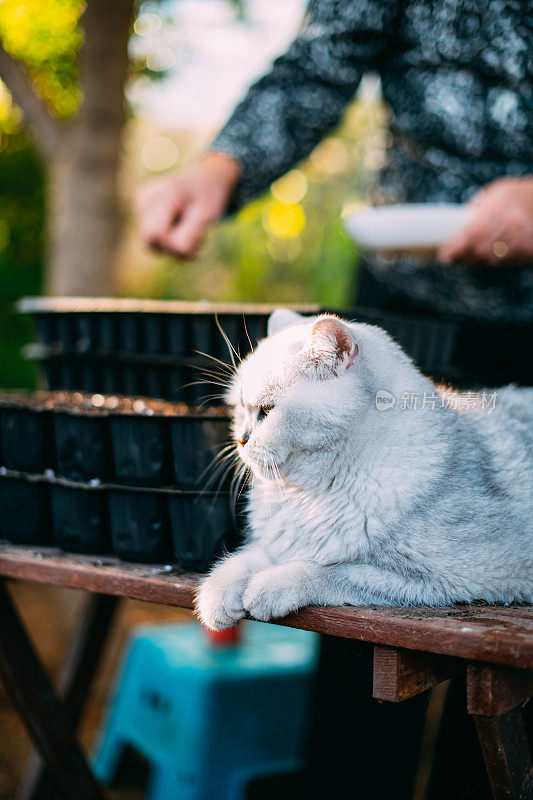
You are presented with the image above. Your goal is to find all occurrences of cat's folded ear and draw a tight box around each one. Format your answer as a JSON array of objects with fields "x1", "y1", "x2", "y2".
[
  {"x1": 268, "y1": 308, "x2": 304, "y2": 336},
  {"x1": 308, "y1": 316, "x2": 358, "y2": 374}
]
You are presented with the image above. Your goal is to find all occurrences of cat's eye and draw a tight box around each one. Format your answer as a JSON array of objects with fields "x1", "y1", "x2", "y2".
[{"x1": 257, "y1": 405, "x2": 273, "y2": 421}]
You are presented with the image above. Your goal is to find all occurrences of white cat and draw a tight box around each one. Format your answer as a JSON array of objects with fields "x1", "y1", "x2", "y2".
[{"x1": 196, "y1": 310, "x2": 533, "y2": 629}]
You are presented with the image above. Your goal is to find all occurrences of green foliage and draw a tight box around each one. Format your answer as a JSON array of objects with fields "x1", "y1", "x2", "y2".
[
  {"x1": 0, "y1": 0, "x2": 81, "y2": 388},
  {"x1": 0, "y1": 0, "x2": 82, "y2": 119},
  {"x1": 0, "y1": 132, "x2": 44, "y2": 388}
]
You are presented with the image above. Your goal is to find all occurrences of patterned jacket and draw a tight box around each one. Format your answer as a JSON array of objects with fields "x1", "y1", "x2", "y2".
[{"x1": 212, "y1": 0, "x2": 533, "y2": 321}]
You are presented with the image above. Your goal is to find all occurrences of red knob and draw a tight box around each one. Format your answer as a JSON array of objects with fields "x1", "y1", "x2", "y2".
[{"x1": 204, "y1": 624, "x2": 242, "y2": 646}]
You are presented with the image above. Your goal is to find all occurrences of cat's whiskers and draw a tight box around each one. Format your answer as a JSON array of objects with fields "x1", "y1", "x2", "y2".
[
  {"x1": 197, "y1": 443, "x2": 237, "y2": 489},
  {"x1": 214, "y1": 314, "x2": 242, "y2": 372},
  {"x1": 205, "y1": 448, "x2": 241, "y2": 491},
  {"x1": 192, "y1": 350, "x2": 237, "y2": 376},
  {"x1": 230, "y1": 461, "x2": 250, "y2": 513},
  {"x1": 242, "y1": 314, "x2": 255, "y2": 355}
]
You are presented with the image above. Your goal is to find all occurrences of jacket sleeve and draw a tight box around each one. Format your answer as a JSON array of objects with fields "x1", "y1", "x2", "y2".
[{"x1": 211, "y1": 0, "x2": 399, "y2": 208}]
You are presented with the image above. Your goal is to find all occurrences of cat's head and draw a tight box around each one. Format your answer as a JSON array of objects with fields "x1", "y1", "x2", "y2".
[{"x1": 226, "y1": 309, "x2": 422, "y2": 483}]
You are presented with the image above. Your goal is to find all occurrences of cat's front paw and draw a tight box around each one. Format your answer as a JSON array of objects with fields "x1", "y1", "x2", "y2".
[
  {"x1": 195, "y1": 569, "x2": 247, "y2": 631},
  {"x1": 242, "y1": 567, "x2": 303, "y2": 622}
]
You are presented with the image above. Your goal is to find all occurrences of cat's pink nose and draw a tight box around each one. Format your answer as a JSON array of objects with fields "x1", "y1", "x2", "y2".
[{"x1": 238, "y1": 432, "x2": 250, "y2": 446}]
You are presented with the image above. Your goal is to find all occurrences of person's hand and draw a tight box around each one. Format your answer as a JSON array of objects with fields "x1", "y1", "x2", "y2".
[
  {"x1": 136, "y1": 152, "x2": 241, "y2": 258},
  {"x1": 438, "y1": 176, "x2": 533, "y2": 265}
]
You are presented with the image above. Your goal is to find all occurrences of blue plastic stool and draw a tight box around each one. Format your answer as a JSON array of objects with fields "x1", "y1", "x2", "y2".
[{"x1": 92, "y1": 621, "x2": 318, "y2": 800}]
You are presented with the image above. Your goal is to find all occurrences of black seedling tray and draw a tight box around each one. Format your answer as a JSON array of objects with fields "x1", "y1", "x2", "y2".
[
  {"x1": 106, "y1": 485, "x2": 242, "y2": 567},
  {"x1": 107, "y1": 485, "x2": 173, "y2": 563},
  {"x1": 0, "y1": 470, "x2": 53, "y2": 546},
  {"x1": 18, "y1": 298, "x2": 302, "y2": 400},
  {"x1": 51, "y1": 480, "x2": 111, "y2": 555},
  {"x1": 34, "y1": 353, "x2": 221, "y2": 404},
  {"x1": 54, "y1": 410, "x2": 111, "y2": 482},
  {"x1": 168, "y1": 491, "x2": 243, "y2": 571},
  {"x1": 170, "y1": 414, "x2": 231, "y2": 489},
  {"x1": 0, "y1": 466, "x2": 243, "y2": 568},
  {"x1": 110, "y1": 414, "x2": 171, "y2": 486},
  {"x1": 0, "y1": 401, "x2": 54, "y2": 473},
  {"x1": 22, "y1": 296, "x2": 533, "y2": 390},
  {"x1": 0, "y1": 391, "x2": 232, "y2": 490},
  {"x1": 20, "y1": 298, "x2": 282, "y2": 360}
]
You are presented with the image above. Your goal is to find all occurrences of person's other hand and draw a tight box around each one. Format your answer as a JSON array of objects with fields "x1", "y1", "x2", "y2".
[
  {"x1": 136, "y1": 152, "x2": 241, "y2": 258},
  {"x1": 438, "y1": 176, "x2": 533, "y2": 265}
]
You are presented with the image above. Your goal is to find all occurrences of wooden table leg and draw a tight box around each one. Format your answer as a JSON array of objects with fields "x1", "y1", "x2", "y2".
[
  {"x1": 16, "y1": 592, "x2": 119, "y2": 800},
  {"x1": 372, "y1": 645, "x2": 461, "y2": 702},
  {"x1": 467, "y1": 662, "x2": 533, "y2": 800},
  {"x1": 0, "y1": 580, "x2": 108, "y2": 800}
]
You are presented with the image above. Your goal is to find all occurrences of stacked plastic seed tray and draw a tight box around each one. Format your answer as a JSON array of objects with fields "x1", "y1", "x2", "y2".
[
  {"x1": 18, "y1": 297, "x2": 479, "y2": 395},
  {"x1": 20, "y1": 298, "x2": 318, "y2": 402},
  {"x1": 0, "y1": 391, "x2": 242, "y2": 570}
]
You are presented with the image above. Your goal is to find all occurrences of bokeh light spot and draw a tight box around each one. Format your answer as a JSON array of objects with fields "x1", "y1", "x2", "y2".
[
  {"x1": 310, "y1": 137, "x2": 348, "y2": 175},
  {"x1": 271, "y1": 169, "x2": 307, "y2": 204},
  {"x1": 142, "y1": 136, "x2": 179, "y2": 171},
  {"x1": 147, "y1": 46, "x2": 176, "y2": 72},
  {"x1": 262, "y1": 202, "x2": 306, "y2": 239},
  {"x1": 134, "y1": 13, "x2": 162, "y2": 36}
]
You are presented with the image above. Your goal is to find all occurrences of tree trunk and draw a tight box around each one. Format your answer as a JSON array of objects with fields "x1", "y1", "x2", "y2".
[{"x1": 45, "y1": 0, "x2": 134, "y2": 297}]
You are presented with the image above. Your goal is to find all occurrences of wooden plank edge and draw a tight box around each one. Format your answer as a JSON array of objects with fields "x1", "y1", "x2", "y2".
[{"x1": 0, "y1": 551, "x2": 532, "y2": 669}]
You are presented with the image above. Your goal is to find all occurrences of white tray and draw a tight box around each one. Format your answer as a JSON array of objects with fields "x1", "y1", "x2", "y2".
[{"x1": 344, "y1": 203, "x2": 471, "y2": 253}]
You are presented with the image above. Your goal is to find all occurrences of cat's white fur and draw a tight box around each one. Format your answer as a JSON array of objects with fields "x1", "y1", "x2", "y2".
[{"x1": 196, "y1": 310, "x2": 533, "y2": 629}]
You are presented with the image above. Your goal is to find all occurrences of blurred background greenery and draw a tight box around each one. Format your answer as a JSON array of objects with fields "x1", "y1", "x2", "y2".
[{"x1": 0, "y1": 0, "x2": 385, "y2": 389}]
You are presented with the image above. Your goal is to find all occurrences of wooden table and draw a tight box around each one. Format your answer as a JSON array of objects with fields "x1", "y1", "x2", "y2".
[{"x1": 0, "y1": 544, "x2": 531, "y2": 800}]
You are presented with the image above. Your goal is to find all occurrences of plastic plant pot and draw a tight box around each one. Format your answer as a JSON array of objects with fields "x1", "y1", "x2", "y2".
[
  {"x1": 168, "y1": 491, "x2": 242, "y2": 571},
  {"x1": 51, "y1": 481, "x2": 111, "y2": 555},
  {"x1": 110, "y1": 414, "x2": 171, "y2": 486},
  {"x1": 170, "y1": 415, "x2": 231, "y2": 489},
  {"x1": 142, "y1": 314, "x2": 167, "y2": 353},
  {"x1": 167, "y1": 366, "x2": 191, "y2": 404},
  {"x1": 141, "y1": 366, "x2": 164, "y2": 400},
  {"x1": 117, "y1": 313, "x2": 142, "y2": 353},
  {"x1": 56, "y1": 314, "x2": 76, "y2": 350},
  {"x1": 0, "y1": 472, "x2": 53, "y2": 546},
  {"x1": 167, "y1": 316, "x2": 188, "y2": 355},
  {"x1": 189, "y1": 314, "x2": 214, "y2": 358},
  {"x1": 92, "y1": 313, "x2": 119, "y2": 351},
  {"x1": 54, "y1": 411, "x2": 110, "y2": 482},
  {"x1": 0, "y1": 405, "x2": 54, "y2": 473},
  {"x1": 108, "y1": 486, "x2": 172, "y2": 563},
  {"x1": 72, "y1": 312, "x2": 96, "y2": 353},
  {"x1": 34, "y1": 312, "x2": 59, "y2": 347}
]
